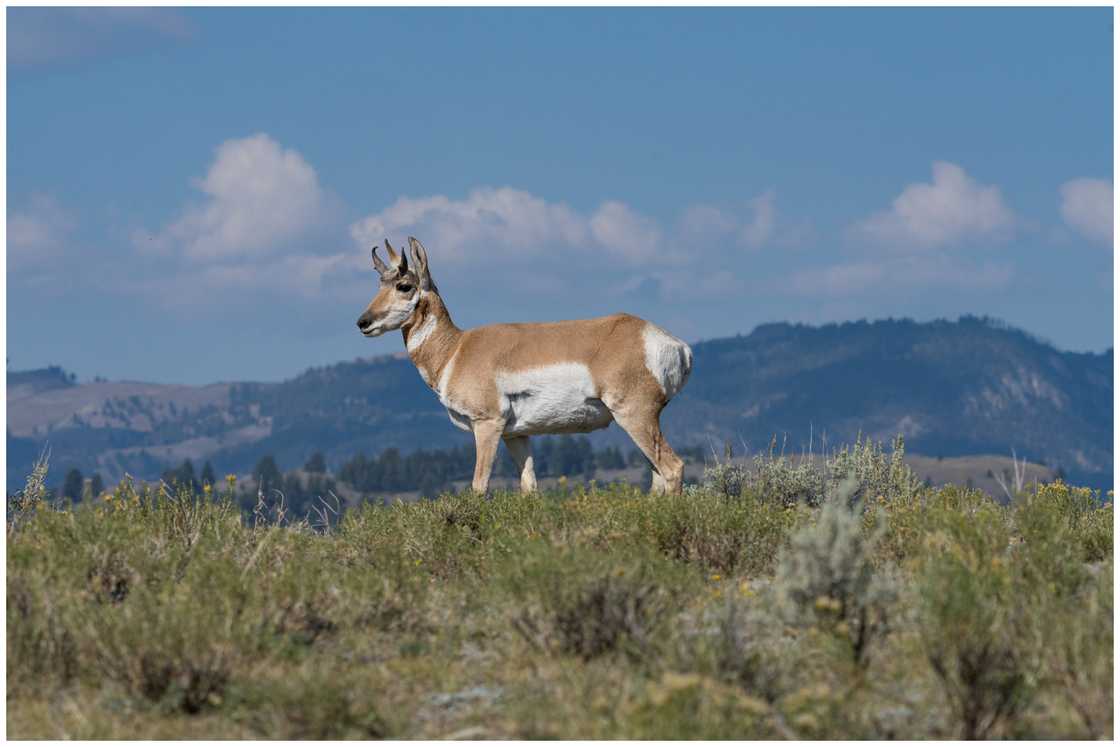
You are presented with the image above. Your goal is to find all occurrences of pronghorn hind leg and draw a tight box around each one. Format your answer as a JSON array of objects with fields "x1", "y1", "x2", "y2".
[
  {"x1": 609, "y1": 406, "x2": 684, "y2": 495},
  {"x1": 503, "y1": 436, "x2": 537, "y2": 494},
  {"x1": 471, "y1": 419, "x2": 505, "y2": 494}
]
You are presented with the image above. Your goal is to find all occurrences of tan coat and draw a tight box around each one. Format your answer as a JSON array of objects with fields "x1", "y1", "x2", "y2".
[{"x1": 358, "y1": 238, "x2": 692, "y2": 494}]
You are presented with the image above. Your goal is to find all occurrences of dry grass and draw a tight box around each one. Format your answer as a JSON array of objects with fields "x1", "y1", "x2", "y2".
[{"x1": 6, "y1": 450, "x2": 1112, "y2": 739}]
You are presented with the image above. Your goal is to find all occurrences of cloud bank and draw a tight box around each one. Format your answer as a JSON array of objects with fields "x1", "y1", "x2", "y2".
[
  {"x1": 680, "y1": 191, "x2": 778, "y2": 250},
  {"x1": 350, "y1": 187, "x2": 672, "y2": 264},
  {"x1": 9, "y1": 7, "x2": 193, "y2": 67},
  {"x1": 854, "y1": 161, "x2": 1015, "y2": 249},
  {"x1": 1059, "y1": 178, "x2": 1113, "y2": 246},
  {"x1": 8, "y1": 194, "x2": 74, "y2": 268},
  {"x1": 19, "y1": 138, "x2": 1100, "y2": 312},
  {"x1": 143, "y1": 133, "x2": 327, "y2": 261}
]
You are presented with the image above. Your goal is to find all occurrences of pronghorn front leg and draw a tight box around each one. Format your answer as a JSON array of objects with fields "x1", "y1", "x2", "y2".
[
  {"x1": 503, "y1": 436, "x2": 537, "y2": 494},
  {"x1": 471, "y1": 419, "x2": 506, "y2": 494}
]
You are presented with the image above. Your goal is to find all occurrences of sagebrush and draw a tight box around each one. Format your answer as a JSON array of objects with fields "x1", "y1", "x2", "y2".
[{"x1": 6, "y1": 448, "x2": 1112, "y2": 739}]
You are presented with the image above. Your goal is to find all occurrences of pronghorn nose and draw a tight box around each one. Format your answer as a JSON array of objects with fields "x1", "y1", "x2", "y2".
[{"x1": 357, "y1": 313, "x2": 374, "y2": 329}]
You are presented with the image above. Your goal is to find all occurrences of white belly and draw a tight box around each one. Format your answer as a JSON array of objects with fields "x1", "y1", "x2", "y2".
[
  {"x1": 497, "y1": 363, "x2": 614, "y2": 436},
  {"x1": 445, "y1": 406, "x2": 473, "y2": 432}
]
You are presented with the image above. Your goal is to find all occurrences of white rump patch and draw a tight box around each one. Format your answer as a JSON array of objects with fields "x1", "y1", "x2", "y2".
[
  {"x1": 497, "y1": 362, "x2": 613, "y2": 436},
  {"x1": 642, "y1": 323, "x2": 692, "y2": 399}
]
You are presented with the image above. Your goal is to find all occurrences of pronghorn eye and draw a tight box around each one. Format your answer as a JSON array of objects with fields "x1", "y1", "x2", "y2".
[{"x1": 396, "y1": 283, "x2": 413, "y2": 293}]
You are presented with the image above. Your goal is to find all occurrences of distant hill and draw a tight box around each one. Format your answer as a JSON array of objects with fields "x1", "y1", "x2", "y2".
[
  {"x1": 6, "y1": 316, "x2": 1113, "y2": 492},
  {"x1": 7, "y1": 365, "x2": 77, "y2": 399}
]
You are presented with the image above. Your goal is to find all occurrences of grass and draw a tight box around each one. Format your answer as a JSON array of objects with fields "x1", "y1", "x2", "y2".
[{"x1": 6, "y1": 444, "x2": 1113, "y2": 739}]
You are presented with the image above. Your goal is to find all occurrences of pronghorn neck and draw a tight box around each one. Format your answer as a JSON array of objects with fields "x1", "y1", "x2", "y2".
[{"x1": 401, "y1": 292, "x2": 460, "y2": 388}]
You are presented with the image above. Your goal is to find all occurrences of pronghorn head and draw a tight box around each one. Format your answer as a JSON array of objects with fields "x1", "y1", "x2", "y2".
[{"x1": 356, "y1": 237, "x2": 435, "y2": 337}]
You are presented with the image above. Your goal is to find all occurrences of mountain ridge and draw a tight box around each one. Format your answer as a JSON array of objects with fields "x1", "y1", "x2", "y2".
[{"x1": 7, "y1": 315, "x2": 1113, "y2": 491}]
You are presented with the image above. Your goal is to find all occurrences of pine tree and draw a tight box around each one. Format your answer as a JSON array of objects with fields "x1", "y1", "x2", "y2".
[
  {"x1": 62, "y1": 468, "x2": 84, "y2": 500},
  {"x1": 90, "y1": 473, "x2": 105, "y2": 498},
  {"x1": 596, "y1": 445, "x2": 625, "y2": 471},
  {"x1": 162, "y1": 459, "x2": 198, "y2": 491},
  {"x1": 253, "y1": 455, "x2": 283, "y2": 494},
  {"x1": 305, "y1": 451, "x2": 327, "y2": 473},
  {"x1": 180, "y1": 459, "x2": 197, "y2": 489},
  {"x1": 201, "y1": 461, "x2": 216, "y2": 486}
]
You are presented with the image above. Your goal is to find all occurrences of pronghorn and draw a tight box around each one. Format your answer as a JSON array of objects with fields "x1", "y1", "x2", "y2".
[{"x1": 356, "y1": 237, "x2": 693, "y2": 495}]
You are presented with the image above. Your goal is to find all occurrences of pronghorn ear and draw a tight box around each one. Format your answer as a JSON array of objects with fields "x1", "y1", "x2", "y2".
[
  {"x1": 371, "y1": 245, "x2": 390, "y2": 276},
  {"x1": 384, "y1": 238, "x2": 408, "y2": 274},
  {"x1": 408, "y1": 236, "x2": 432, "y2": 291}
]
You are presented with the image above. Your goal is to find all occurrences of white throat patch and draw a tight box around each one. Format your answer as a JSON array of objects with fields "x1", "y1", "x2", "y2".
[{"x1": 406, "y1": 314, "x2": 437, "y2": 354}]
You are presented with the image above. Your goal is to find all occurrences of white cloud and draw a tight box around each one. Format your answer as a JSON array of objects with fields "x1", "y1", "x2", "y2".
[
  {"x1": 350, "y1": 187, "x2": 587, "y2": 262},
  {"x1": 855, "y1": 162, "x2": 1015, "y2": 248},
  {"x1": 144, "y1": 134, "x2": 326, "y2": 261},
  {"x1": 589, "y1": 201, "x2": 662, "y2": 261},
  {"x1": 1059, "y1": 178, "x2": 1113, "y2": 246},
  {"x1": 680, "y1": 204, "x2": 737, "y2": 238},
  {"x1": 9, "y1": 8, "x2": 192, "y2": 67},
  {"x1": 680, "y1": 190, "x2": 781, "y2": 250},
  {"x1": 8, "y1": 194, "x2": 74, "y2": 268},
  {"x1": 739, "y1": 191, "x2": 776, "y2": 249},
  {"x1": 350, "y1": 187, "x2": 666, "y2": 263}
]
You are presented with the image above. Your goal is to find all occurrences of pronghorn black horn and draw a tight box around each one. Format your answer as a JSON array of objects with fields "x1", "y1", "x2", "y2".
[
  {"x1": 385, "y1": 238, "x2": 407, "y2": 273},
  {"x1": 371, "y1": 245, "x2": 390, "y2": 275}
]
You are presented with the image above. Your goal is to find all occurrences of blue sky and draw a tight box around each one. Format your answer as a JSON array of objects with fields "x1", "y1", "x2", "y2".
[{"x1": 8, "y1": 7, "x2": 1114, "y2": 384}]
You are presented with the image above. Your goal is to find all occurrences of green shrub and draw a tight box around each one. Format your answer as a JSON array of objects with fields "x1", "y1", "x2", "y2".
[
  {"x1": 701, "y1": 457, "x2": 748, "y2": 498},
  {"x1": 701, "y1": 435, "x2": 921, "y2": 508},
  {"x1": 876, "y1": 484, "x2": 1001, "y2": 567},
  {"x1": 639, "y1": 490, "x2": 801, "y2": 575},
  {"x1": 6, "y1": 574, "x2": 80, "y2": 692},
  {"x1": 748, "y1": 448, "x2": 826, "y2": 506},
  {"x1": 74, "y1": 556, "x2": 254, "y2": 713},
  {"x1": 708, "y1": 596, "x2": 794, "y2": 704},
  {"x1": 229, "y1": 666, "x2": 390, "y2": 738},
  {"x1": 1040, "y1": 561, "x2": 1113, "y2": 738},
  {"x1": 772, "y1": 480, "x2": 898, "y2": 667},
  {"x1": 7, "y1": 448, "x2": 51, "y2": 532},
  {"x1": 918, "y1": 501, "x2": 1034, "y2": 739},
  {"x1": 826, "y1": 434, "x2": 922, "y2": 504},
  {"x1": 1015, "y1": 480, "x2": 1112, "y2": 565},
  {"x1": 626, "y1": 670, "x2": 776, "y2": 739},
  {"x1": 508, "y1": 544, "x2": 682, "y2": 662}
]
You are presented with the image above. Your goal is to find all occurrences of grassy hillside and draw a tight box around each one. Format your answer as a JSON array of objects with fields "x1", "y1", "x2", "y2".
[{"x1": 7, "y1": 447, "x2": 1112, "y2": 739}]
